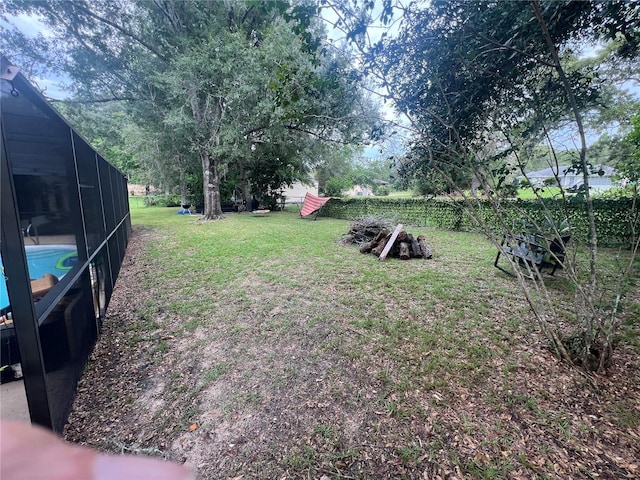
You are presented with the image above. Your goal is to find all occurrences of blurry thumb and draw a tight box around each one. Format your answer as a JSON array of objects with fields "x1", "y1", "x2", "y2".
[{"x1": 94, "y1": 453, "x2": 194, "y2": 480}]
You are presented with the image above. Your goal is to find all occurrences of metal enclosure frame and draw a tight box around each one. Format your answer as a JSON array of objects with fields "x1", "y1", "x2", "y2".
[{"x1": 1, "y1": 57, "x2": 130, "y2": 431}]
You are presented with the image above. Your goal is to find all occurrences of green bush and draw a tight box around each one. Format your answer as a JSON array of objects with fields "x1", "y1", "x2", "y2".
[
  {"x1": 143, "y1": 194, "x2": 182, "y2": 207},
  {"x1": 323, "y1": 178, "x2": 349, "y2": 197},
  {"x1": 321, "y1": 197, "x2": 638, "y2": 247},
  {"x1": 592, "y1": 186, "x2": 637, "y2": 200},
  {"x1": 375, "y1": 185, "x2": 390, "y2": 196}
]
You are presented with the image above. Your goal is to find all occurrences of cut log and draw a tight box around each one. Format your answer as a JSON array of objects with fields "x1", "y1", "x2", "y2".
[
  {"x1": 372, "y1": 233, "x2": 390, "y2": 256},
  {"x1": 417, "y1": 235, "x2": 433, "y2": 259},
  {"x1": 361, "y1": 227, "x2": 390, "y2": 253},
  {"x1": 379, "y1": 224, "x2": 404, "y2": 261},
  {"x1": 375, "y1": 228, "x2": 390, "y2": 242},
  {"x1": 399, "y1": 242, "x2": 411, "y2": 260},
  {"x1": 408, "y1": 234, "x2": 422, "y2": 258},
  {"x1": 345, "y1": 220, "x2": 430, "y2": 262},
  {"x1": 359, "y1": 241, "x2": 375, "y2": 254}
]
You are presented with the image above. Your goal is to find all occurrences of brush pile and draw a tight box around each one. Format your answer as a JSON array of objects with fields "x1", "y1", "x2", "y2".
[
  {"x1": 342, "y1": 216, "x2": 433, "y2": 261},
  {"x1": 341, "y1": 216, "x2": 394, "y2": 244}
]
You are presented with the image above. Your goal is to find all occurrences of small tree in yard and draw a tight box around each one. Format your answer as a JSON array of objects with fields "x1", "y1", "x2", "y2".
[{"x1": 333, "y1": 0, "x2": 640, "y2": 372}]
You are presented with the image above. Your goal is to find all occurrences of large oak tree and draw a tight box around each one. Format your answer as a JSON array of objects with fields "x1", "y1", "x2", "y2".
[{"x1": 1, "y1": 0, "x2": 376, "y2": 218}]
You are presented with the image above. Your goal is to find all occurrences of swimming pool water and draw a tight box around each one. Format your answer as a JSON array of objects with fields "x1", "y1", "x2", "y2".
[{"x1": 0, "y1": 245, "x2": 78, "y2": 310}]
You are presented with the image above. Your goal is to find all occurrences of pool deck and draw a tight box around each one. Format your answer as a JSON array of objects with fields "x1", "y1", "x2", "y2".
[{"x1": 1, "y1": 379, "x2": 30, "y2": 423}]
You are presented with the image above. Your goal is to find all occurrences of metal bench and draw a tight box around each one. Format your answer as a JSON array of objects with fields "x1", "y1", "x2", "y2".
[{"x1": 494, "y1": 233, "x2": 570, "y2": 276}]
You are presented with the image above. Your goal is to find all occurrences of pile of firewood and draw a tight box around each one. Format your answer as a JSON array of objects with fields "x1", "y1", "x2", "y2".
[{"x1": 343, "y1": 217, "x2": 433, "y2": 261}]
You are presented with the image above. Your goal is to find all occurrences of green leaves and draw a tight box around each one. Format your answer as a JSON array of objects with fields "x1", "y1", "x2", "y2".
[{"x1": 620, "y1": 113, "x2": 640, "y2": 182}]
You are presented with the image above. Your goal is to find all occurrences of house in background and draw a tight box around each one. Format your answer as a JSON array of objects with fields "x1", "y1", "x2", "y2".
[
  {"x1": 280, "y1": 180, "x2": 319, "y2": 204},
  {"x1": 345, "y1": 184, "x2": 374, "y2": 196},
  {"x1": 521, "y1": 165, "x2": 619, "y2": 192}
]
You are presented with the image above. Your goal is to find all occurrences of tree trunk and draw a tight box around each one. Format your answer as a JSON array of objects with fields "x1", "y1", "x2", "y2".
[
  {"x1": 399, "y1": 242, "x2": 410, "y2": 260},
  {"x1": 201, "y1": 150, "x2": 224, "y2": 220},
  {"x1": 189, "y1": 91, "x2": 226, "y2": 220},
  {"x1": 239, "y1": 157, "x2": 250, "y2": 205},
  {"x1": 471, "y1": 174, "x2": 480, "y2": 197},
  {"x1": 179, "y1": 164, "x2": 187, "y2": 206}
]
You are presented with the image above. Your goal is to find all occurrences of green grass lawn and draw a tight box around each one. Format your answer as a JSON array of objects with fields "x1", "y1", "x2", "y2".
[
  {"x1": 517, "y1": 186, "x2": 563, "y2": 199},
  {"x1": 65, "y1": 200, "x2": 640, "y2": 479},
  {"x1": 386, "y1": 190, "x2": 413, "y2": 198}
]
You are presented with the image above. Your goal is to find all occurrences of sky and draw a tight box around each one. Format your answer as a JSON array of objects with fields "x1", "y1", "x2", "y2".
[{"x1": 1, "y1": 13, "x2": 72, "y2": 99}]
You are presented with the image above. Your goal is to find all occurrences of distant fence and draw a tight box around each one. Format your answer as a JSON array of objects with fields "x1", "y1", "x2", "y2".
[{"x1": 321, "y1": 197, "x2": 638, "y2": 248}]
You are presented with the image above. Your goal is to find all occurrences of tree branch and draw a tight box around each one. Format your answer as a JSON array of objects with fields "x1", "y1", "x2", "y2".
[
  {"x1": 50, "y1": 97, "x2": 137, "y2": 104},
  {"x1": 284, "y1": 125, "x2": 360, "y2": 145},
  {"x1": 72, "y1": 2, "x2": 169, "y2": 62}
]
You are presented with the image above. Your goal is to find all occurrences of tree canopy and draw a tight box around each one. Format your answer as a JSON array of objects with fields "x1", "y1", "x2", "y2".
[
  {"x1": 1, "y1": 0, "x2": 379, "y2": 217},
  {"x1": 370, "y1": 1, "x2": 636, "y2": 181}
]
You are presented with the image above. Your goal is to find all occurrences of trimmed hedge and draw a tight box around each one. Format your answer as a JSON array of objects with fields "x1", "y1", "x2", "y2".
[
  {"x1": 143, "y1": 194, "x2": 182, "y2": 207},
  {"x1": 321, "y1": 197, "x2": 638, "y2": 247}
]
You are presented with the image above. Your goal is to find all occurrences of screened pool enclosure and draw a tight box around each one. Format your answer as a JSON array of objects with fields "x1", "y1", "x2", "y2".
[{"x1": 1, "y1": 56, "x2": 130, "y2": 432}]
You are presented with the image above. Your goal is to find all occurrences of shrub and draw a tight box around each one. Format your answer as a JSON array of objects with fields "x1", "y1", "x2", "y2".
[
  {"x1": 323, "y1": 178, "x2": 349, "y2": 197},
  {"x1": 592, "y1": 186, "x2": 637, "y2": 200},
  {"x1": 321, "y1": 197, "x2": 637, "y2": 247},
  {"x1": 143, "y1": 194, "x2": 182, "y2": 207},
  {"x1": 375, "y1": 185, "x2": 390, "y2": 196}
]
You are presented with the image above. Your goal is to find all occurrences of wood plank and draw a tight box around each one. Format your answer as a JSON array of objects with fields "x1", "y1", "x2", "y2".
[{"x1": 378, "y1": 224, "x2": 403, "y2": 261}]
